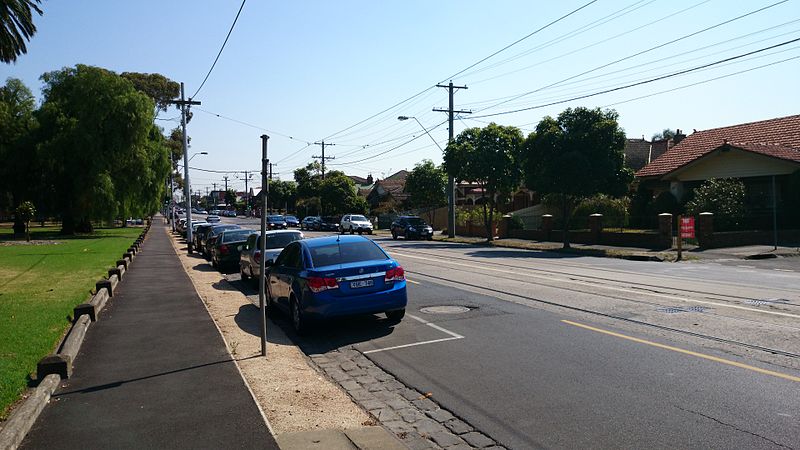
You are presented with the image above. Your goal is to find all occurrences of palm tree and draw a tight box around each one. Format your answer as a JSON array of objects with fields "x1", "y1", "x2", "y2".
[{"x1": 1, "y1": 0, "x2": 43, "y2": 63}]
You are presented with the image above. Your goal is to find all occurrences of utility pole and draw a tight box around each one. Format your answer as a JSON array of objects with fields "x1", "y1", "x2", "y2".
[
  {"x1": 223, "y1": 176, "x2": 229, "y2": 206},
  {"x1": 259, "y1": 134, "x2": 270, "y2": 358},
  {"x1": 434, "y1": 81, "x2": 471, "y2": 238},
  {"x1": 168, "y1": 82, "x2": 200, "y2": 253},
  {"x1": 312, "y1": 141, "x2": 336, "y2": 179},
  {"x1": 241, "y1": 171, "x2": 254, "y2": 216},
  {"x1": 267, "y1": 163, "x2": 277, "y2": 213}
]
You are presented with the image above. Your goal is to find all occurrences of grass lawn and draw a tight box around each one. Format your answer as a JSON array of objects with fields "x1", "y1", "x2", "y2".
[{"x1": 0, "y1": 224, "x2": 141, "y2": 420}]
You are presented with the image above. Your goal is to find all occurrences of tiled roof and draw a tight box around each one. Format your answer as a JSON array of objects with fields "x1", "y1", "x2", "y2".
[
  {"x1": 385, "y1": 170, "x2": 408, "y2": 181},
  {"x1": 636, "y1": 114, "x2": 800, "y2": 178}
]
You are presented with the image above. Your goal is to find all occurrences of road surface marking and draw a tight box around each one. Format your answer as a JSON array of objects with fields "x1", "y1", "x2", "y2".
[
  {"x1": 392, "y1": 252, "x2": 800, "y2": 319},
  {"x1": 561, "y1": 320, "x2": 800, "y2": 383},
  {"x1": 774, "y1": 269, "x2": 795, "y2": 272},
  {"x1": 362, "y1": 313, "x2": 464, "y2": 354},
  {"x1": 406, "y1": 279, "x2": 420, "y2": 285},
  {"x1": 737, "y1": 265, "x2": 756, "y2": 269}
]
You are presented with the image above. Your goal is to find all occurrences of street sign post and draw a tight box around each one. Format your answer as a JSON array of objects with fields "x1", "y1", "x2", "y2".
[{"x1": 677, "y1": 216, "x2": 695, "y2": 261}]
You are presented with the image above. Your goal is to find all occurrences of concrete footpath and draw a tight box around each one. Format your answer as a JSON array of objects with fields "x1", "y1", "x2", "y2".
[{"x1": 20, "y1": 223, "x2": 278, "y2": 449}]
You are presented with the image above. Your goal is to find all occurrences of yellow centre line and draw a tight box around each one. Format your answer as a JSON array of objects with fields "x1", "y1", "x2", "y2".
[
  {"x1": 406, "y1": 279, "x2": 420, "y2": 285},
  {"x1": 562, "y1": 320, "x2": 800, "y2": 383}
]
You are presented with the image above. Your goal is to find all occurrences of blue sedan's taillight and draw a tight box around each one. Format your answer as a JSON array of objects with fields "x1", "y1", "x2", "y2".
[
  {"x1": 308, "y1": 276, "x2": 339, "y2": 293},
  {"x1": 384, "y1": 266, "x2": 405, "y2": 282}
]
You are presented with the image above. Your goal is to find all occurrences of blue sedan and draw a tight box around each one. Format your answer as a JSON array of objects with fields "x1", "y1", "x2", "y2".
[{"x1": 267, "y1": 235, "x2": 407, "y2": 334}]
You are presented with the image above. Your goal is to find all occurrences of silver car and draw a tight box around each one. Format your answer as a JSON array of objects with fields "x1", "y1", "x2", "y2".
[
  {"x1": 239, "y1": 230, "x2": 304, "y2": 280},
  {"x1": 340, "y1": 214, "x2": 373, "y2": 234}
]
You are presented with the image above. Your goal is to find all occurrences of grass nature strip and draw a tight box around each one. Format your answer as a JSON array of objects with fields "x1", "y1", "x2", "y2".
[{"x1": 0, "y1": 225, "x2": 141, "y2": 420}]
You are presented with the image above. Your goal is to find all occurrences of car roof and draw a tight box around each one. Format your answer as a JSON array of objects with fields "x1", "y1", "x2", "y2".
[
  {"x1": 300, "y1": 235, "x2": 370, "y2": 248},
  {"x1": 264, "y1": 229, "x2": 302, "y2": 235}
]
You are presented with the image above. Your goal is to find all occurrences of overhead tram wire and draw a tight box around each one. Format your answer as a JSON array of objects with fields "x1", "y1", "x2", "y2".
[
  {"x1": 458, "y1": 0, "x2": 665, "y2": 81},
  {"x1": 473, "y1": 0, "x2": 790, "y2": 114},
  {"x1": 465, "y1": 0, "x2": 715, "y2": 87},
  {"x1": 330, "y1": 120, "x2": 448, "y2": 166},
  {"x1": 191, "y1": 0, "x2": 247, "y2": 100},
  {"x1": 468, "y1": 36, "x2": 800, "y2": 119},
  {"x1": 315, "y1": 0, "x2": 599, "y2": 145},
  {"x1": 601, "y1": 54, "x2": 800, "y2": 108}
]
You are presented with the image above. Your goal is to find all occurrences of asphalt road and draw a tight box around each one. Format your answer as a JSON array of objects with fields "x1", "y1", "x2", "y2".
[{"x1": 209, "y1": 216, "x2": 800, "y2": 448}]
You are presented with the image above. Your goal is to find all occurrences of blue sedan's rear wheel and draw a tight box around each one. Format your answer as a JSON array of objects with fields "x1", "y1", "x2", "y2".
[
  {"x1": 386, "y1": 308, "x2": 405, "y2": 323},
  {"x1": 290, "y1": 299, "x2": 307, "y2": 335}
]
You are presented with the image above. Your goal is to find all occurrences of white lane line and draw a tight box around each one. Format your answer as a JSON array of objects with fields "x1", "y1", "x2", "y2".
[
  {"x1": 406, "y1": 279, "x2": 421, "y2": 285},
  {"x1": 737, "y1": 265, "x2": 756, "y2": 269},
  {"x1": 362, "y1": 313, "x2": 464, "y2": 354},
  {"x1": 774, "y1": 269, "x2": 795, "y2": 272},
  {"x1": 392, "y1": 252, "x2": 800, "y2": 320}
]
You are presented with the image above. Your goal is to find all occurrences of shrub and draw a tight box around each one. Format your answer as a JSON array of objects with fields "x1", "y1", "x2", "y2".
[{"x1": 685, "y1": 178, "x2": 746, "y2": 231}]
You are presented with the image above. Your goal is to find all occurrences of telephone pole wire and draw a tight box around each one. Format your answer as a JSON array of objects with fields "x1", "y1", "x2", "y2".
[
  {"x1": 312, "y1": 141, "x2": 336, "y2": 179},
  {"x1": 433, "y1": 81, "x2": 471, "y2": 238}
]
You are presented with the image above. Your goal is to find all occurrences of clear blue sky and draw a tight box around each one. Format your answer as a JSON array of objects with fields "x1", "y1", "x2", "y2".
[{"x1": 3, "y1": 0, "x2": 799, "y2": 193}]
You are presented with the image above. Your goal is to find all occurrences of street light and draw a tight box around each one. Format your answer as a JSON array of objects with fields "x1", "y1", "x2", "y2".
[
  {"x1": 189, "y1": 151, "x2": 208, "y2": 162},
  {"x1": 397, "y1": 116, "x2": 443, "y2": 151}
]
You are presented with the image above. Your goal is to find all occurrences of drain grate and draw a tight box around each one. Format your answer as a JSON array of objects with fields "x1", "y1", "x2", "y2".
[
  {"x1": 420, "y1": 305, "x2": 473, "y2": 314},
  {"x1": 656, "y1": 306, "x2": 709, "y2": 314}
]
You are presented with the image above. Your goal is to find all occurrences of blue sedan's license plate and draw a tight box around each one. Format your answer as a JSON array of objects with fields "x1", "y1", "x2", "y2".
[{"x1": 350, "y1": 279, "x2": 374, "y2": 289}]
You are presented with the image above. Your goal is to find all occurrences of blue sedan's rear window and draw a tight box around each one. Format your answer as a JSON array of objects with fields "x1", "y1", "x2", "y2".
[{"x1": 310, "y1": 241, "x2": 388, "y2": 267}]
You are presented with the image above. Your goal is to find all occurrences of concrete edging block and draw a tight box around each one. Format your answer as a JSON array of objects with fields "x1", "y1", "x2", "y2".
[
  {"x1": 116, "y1": 259, "x2": 128, "y2": 269},
  {"x1": 108, "y1": 267, "x2": 122, "y2": 281},
  {"x1": 90, "y1": 288, "x2": 110, "y2": 315},
  {"x1": 0, "y1": 374, "x2": 60, "y2": 450},
  {"x1": 36, "y1": 354, "x2": 71, "y2": 380},
  {"x1": 59, "y1": 315, "x2": 91, "y2": 362},
  {"x1": 73, "y1": 303, "x2": 97, "y2": 322},
  {"x1": 109, "y1": 274, "x2": 119, "y2": 293},
  {"x1": 96, "y1": 279, "x2": 113, "y2": 297}
]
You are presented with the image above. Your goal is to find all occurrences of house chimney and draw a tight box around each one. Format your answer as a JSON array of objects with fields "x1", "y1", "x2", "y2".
[
  {"x1": 366, "y1": 173, "x2": 374, "y2": 185},
  {"x1": 674, "y1": 128, "x2": 686, "y2": 145}
]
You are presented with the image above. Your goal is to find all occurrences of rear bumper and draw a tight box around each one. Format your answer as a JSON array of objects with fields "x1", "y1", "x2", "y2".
[{"x1": 301, "y1": 283, "x2": 407, "y2": 319}]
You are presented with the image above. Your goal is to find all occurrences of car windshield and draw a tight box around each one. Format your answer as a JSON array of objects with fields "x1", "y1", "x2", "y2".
[
  {"x1": 268, "y1": 215, "x2": 284, "y2": 222},
  {"x1": 406, "y1": 217, "x2": 426, "y2": 225},
  {"x1": 350, "y1": 215, "x2": 368, "y2": 222},
  {"x1": 221, "y1": 229, "x2": 254, "y2": 243},
  {"x1": 259, "y1": 232, "x2": 302, "y2": 249},
  {"x1": 309, "y1": 241, "x2": 388, "y2": 267},
  {"x1": 285, "y1": 216, "x2": 297, "y2": 220}
]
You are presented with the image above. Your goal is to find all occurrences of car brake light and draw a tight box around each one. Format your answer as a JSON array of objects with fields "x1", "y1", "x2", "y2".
[
  {"x1": 219, "y1": 245, "x2": 229, "y2": 255},
  {"x1": 385, "y1": 266, "x2": 405, "y2": 282},
  {"x1": 308, "y1": 276, "x2": 339, "y2": 293}
]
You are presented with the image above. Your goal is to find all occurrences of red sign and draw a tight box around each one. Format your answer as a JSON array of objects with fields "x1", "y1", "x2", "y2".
[{"x1": 680, "y1": 217, "x2": 695, "y2": 239}]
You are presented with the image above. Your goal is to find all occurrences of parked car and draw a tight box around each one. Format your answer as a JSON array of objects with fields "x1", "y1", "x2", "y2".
[
  {"x1": 182, "y1": 219, "x2": 205, "y2": 237},
  {"x1": 390, "y1": 216, "x2": 434, "y2": 240},
  {"x1": 206, "y1": 214, "x2": 221, "y2": 223},
  {"x1": 340, "y1": 214, "x2": 373, "y2": 234},
  {"x1": 222, "y1": 210, "x2": 238, "y2": 217},
  {"x1": 194, "y1": 223, "x2": 217, "y2": 249},
  {"x1": 300, "y1": 216, "x2": 322, "y2": 231},
  {"x1": 267, "y1": 235, "x2": 407, "y2": 334},
  {"x1": 239, "y1": 230, "x2": 304, "y2": 279},
  {"x1": 267, "y1": 215, "x2": 288, "y2": 229},
  {"x1": 210, "y1": 228, "x2": 256, "y2": 272},
  {"x1": 201, "y1": 224, "x2": 242, "y2": 258},
  {"x1": 284, "y1": 215, "x2": 300, "y2": 227},
  {"x1": 319, "y1": 216, "x2": 341, "y2": 232}
]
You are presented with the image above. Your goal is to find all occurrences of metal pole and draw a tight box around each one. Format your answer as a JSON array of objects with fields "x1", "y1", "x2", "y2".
[
  {"x1": 772, "y1": 175, "x2": 778, "y2": 250},
  {"x1": 181, "y1": 82, "x2": 193, "y2": 253},
  {"x1": 170, "y1": 171, "x2": 176, "y2": 232},
  {"x1": 259, "y1": 134, "x2": 269, "y2": 357},
  {"x1": 447, "y1": 82, "x2": 455, "y2": 238}
]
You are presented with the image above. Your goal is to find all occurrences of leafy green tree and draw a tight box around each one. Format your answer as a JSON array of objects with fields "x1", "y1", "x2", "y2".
[
  {"x1": 268, "y1": 179, "x2": 297, "y2": 212},
  {"x1": 15, "y1": 200, "x2": 34, "y2": 240},
  {"x1": 120, "y1": 72, "x2": 180, "y2": 114},
  {"x1": 651, "y1": 128, "x2": 676, "y2": 141},
  {"x1": 444, "y1": 123, "x2": 523, "y2": 241},
  {"x1": 225, "y1": 189, "x2": 237, "y2": 208},
  {"x1": 0, "y1": 0, "x2": 42, "y2": 63},
  {"x1": 37, "y1": 64, "x2": 161, "y2": 233},
  {"x1": 405, "y1": 159, "x2": 446, "y2": 224},
  {"x1": 319, "y1": 173, "x2": 367, "y2": 215},
  {"x1": 0, "y1": 77, "x2": 39, "y2": 231},
  {"x1": 685, "y1": 178, "x2": 746, "y2": 231},
  {"x1": 522, "y1": 107, "x2": 633, "y2": 248}
]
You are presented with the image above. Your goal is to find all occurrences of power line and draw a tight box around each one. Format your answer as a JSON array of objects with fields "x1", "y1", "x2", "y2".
[
  {"x1": 195, "y1": 107, "x2": 312, "y2": 144},
  {"x1": 469, "y1": 36, "x2": 800, "y2": 119},
  {"x1": 191, "y1": 0, "x2": 247, "y2": 99},
  {"x1": 474, "y1": 0, "x2": 790, "y2": 113}
]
